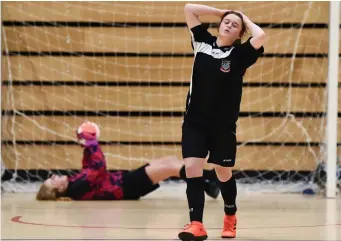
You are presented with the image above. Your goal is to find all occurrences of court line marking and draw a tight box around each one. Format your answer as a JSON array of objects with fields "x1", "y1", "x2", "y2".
[
  {"x1": 1, "y1": 239, "x2": 340, "y2": 241},
  {"x1": 11, "y1": 215, "x2": 341, "y2": 230},
  {"x1": 3, "y1": 239, "x2": 341, "y2": 241}
]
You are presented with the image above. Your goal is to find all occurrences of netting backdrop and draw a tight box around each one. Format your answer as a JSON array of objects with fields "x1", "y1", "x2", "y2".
[{"x1": 2, "y1": 2, "x2": 340, "y2": 193}]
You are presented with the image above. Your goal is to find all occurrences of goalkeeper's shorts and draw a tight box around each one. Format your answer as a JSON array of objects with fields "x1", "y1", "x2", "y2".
[{"x1": 122, "y1": 164, "x2": 160, "y2": 200}]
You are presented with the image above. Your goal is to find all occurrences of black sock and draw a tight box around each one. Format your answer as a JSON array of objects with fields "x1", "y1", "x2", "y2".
[
  {"x1": 179, "y1": 166, "x2": 186, "y2": 179},
  {"x1": 203, "y1": 169, "x2": 217, "y2": 182},
  {"x1": 186, "y1": 177, "x2": 205, "y2": 222},
  {"x1": 219, "y1": 176, "x2": 237, "y2": 215}
]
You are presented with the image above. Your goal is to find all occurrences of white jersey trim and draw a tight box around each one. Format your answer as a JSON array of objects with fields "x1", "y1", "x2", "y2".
[{"x1": 196, "y1": 41, "x2": 235, "y2": 59}]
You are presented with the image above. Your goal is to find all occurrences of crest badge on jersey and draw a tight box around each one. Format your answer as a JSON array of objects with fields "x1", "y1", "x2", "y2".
[{"x1": 220, "y1": 59, "x2": 231, "y2": 73}]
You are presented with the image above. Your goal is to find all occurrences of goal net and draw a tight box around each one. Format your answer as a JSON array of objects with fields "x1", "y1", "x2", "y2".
[{"x1": 2, "y1": 1, "x2": 339, "y2": 193}]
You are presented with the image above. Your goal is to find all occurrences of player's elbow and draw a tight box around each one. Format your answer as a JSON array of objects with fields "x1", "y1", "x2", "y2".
[
  {"x1": 250, "y1": 31, "x2": 266, "y2": 50},
  {"x1": 255, "y1": 31, "x2": 266, "y2": 46},
  {"x1": 259, "y1": 31, "x2": 266, "y2": 40}
]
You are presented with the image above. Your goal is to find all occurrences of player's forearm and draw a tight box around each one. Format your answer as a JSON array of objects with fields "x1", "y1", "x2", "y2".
[
  {"x1": 243, "y1": 15, "x2": 266, "y2": 40},
  {"x1": 184, "y1": 3, "x2": 223, "y2": 18},
  {"x1": 242, "y1": 14, "x2": 266, "y2": 49}
]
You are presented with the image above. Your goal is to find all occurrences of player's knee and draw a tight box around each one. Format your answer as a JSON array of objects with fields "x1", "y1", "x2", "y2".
[
  {"x1": 184, "y1": 158, "x2": 205, "y2": 178},
  {"x1": 214, "y1": 165, "x2": 232, "y2": 182}
]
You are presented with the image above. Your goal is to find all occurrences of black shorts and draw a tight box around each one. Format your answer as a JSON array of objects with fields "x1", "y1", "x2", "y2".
[
  {"x1": 122, "y1": 164, "x2": 160, "y2": 200},
  {"x1": 182, "y1": 120, "x2": 237, "y2": 167}
]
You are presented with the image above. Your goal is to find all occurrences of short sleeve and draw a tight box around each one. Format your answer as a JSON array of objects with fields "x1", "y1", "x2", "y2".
[
  {"x1": 236, "y1": 37, "x2": 264, "y2": 69},
  {"x1": 189, "y1": 24, "x2": 213, "y2": 53}
]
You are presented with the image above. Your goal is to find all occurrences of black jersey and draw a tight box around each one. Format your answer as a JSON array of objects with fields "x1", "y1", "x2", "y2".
[{"x1": 184, "y1": 24, "x2": 264, "y2": 125}]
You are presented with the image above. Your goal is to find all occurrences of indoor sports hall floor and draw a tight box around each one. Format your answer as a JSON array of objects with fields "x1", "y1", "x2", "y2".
[{"x1": 2, "y1": 182, "x2": 341, "y2": 241}]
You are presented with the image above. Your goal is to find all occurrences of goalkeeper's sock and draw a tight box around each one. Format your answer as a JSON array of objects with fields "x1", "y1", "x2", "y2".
[
  {"x1": 179, "y1": 166, "x2": 220, "y2": 199},
  {"x1": 179, "y1": 166, "x2": 186, "y2": 179},
  {"x1": 203, "y1": 169, "x2": 217, "y2": 182}
]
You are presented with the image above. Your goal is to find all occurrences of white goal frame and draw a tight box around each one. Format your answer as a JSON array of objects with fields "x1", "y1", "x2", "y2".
[{"x1": 326, "y1": 1, "x2": 340, "y2": 198}]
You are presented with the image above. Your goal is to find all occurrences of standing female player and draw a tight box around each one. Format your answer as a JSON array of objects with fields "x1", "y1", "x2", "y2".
[{"x1": 179, "y1": 3, "x2": 265, "y2": 241}]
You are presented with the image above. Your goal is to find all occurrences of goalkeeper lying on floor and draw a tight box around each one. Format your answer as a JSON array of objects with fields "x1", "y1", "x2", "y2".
[{"x1": 36, "y1": 121, "x2": 219, "y2": 201}]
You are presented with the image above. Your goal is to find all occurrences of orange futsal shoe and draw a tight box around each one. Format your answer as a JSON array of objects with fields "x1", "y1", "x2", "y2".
[
  {"x1": 178, "y1": 221, "x2": 208, "y2": 241},
  {"x1": 221, "y1": 214, "x2": 237, "y2": 238}
]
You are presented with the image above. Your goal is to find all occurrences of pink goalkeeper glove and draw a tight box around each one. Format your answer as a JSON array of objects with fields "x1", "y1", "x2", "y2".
[{"x1": 76, "y1": 121, "x2": 100, "y2": 147}]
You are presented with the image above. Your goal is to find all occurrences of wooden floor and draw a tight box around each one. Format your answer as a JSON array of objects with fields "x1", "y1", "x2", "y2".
[{"x1": 2, "y1": 184, "x2": 341, "y2": 241}]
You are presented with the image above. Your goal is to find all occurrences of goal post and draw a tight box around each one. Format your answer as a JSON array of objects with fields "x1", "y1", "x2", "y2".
[{"x1": 326, "y1": 0, "x2": 340, "y2": 198}]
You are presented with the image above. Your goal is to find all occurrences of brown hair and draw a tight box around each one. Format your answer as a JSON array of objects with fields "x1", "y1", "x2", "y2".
[
  {"x1": 36, "y1": 184, "x2": 58, "y2": 200},
  {"x1": 218, "y1": 11, "x2": 247, "y2": 38},
  {"x1": 36, "y1": 183, "x2": 70, "y2": 201}
]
